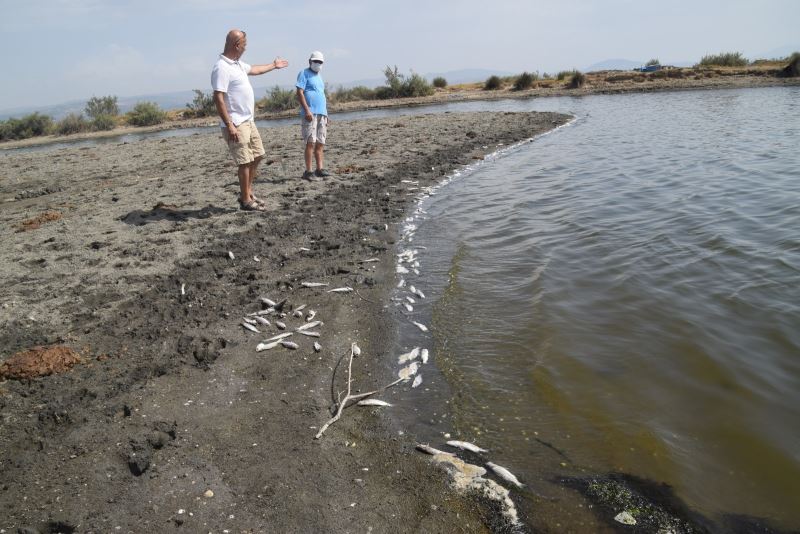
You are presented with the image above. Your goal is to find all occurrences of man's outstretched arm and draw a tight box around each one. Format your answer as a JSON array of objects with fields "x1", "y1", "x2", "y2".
[{"x1": 250, "y1": 58, "x2": 289, "y2": 76}]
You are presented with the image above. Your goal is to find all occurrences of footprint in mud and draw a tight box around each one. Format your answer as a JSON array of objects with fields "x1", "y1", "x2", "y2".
[
  {"x1": 127, "y1": 420, "x2": 178, "y2": 476},
  {"x1": 176, "y1": 335, "x2": 227, "y2": 369}
]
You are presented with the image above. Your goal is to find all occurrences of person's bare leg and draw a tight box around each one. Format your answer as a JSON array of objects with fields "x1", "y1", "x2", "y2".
[
  {"x1": 314, "y1": 143, "x2": 324, "y2": 171},
  {"x1": 238, "y1": 163, "x2": 251, "y2": 203},
  {"x1": 304, "y1": 142, "x2": 314, "y2": 172},
  {"x1": 248, "y1": 156, "x2": 262, "y2": 199}
]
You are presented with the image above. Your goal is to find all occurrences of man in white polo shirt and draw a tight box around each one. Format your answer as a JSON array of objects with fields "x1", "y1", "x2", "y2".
[{"x1": 212, "y1": 29, "x2": 288, "y2": 211}]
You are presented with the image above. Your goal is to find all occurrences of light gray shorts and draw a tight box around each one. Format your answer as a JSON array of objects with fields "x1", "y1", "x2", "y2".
[{"x1": 301, "y1": 114, "x2": 328, "y2": 145}]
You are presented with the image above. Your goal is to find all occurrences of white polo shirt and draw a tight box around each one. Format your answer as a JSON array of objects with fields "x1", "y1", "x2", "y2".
[{"x1": 211, "y1": 54, "x2": 254, "y2": 127}]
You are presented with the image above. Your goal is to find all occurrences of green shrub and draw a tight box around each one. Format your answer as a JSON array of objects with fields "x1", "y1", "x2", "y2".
[
  {"x1": 329, "y1": 85, "x2": 377, "y2": 104},
  {"x1": 432, "y1": 76, "x2": 447, "y2": 88},
  {"x1": 92, "y1": 114, "x2": 116, "y2": 131},
  {"x1": 186, "y1": 89, "x2": 216, "y2": 117},
  {"x1": 783, "y1": 52, "x2": 800, "y2": 78},
  {"x1": 127, "y1": 101, "x2": 167, "y2": 126},
  {"x1": 258, "y1": 85, "x2": 296, "y2": 112},
  {"x1": 698, "y1": 52, "x2": 749, "y2": 67},
  {"x1": 374, "y1": 66, "x2": 434, "y2": 99},
  {"x1": 55, "y1": 113, "x2": 91, "y2": 135},
  {"x1": 513, "y1": 71, "x2": 537, "y2": 90},
  {"x1": 645, "y1": 58, "x2": 660, "y2": 67},
  {"x1": 85, "y1": 95, "x2": 118, "y2": 119},
  {"x1": 568, "y1": 71, "x2": 586, "y2": 88},
  {"x1": 484, "y1": 75, "x2": 502, "y2": 90},
  {"x1": 556, "y1": 69, "x2": 578, "y2": 81},
  {"x1": 0, "y1": 112, "x2": 54, "y2": 140}
]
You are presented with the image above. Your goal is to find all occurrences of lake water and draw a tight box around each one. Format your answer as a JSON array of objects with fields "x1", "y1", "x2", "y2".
[{"x1": 388, "y1": 87, "x2": 800, "y2": 530}]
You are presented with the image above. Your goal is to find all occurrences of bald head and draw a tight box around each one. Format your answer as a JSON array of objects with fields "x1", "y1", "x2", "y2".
[{"x1": 223, "y1": 29, "x2": 247, "y2": 59}]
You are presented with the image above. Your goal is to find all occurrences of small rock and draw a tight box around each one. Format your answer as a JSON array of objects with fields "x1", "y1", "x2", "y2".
[{"x1": 204, "y1": 489, "x2": 214, "y2": 498}]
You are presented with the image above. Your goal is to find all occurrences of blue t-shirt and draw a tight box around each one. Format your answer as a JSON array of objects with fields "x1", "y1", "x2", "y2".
[{"x1": 296, "y1": 68, "x2": 327, "y2": 117}]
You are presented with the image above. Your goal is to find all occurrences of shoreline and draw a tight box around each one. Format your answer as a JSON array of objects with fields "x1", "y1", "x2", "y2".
[
  {"x1": 2, "y1": 73, "x2": 798, "y2": 151},
  {"x1": 0, "y1": 111, "x2": 570, "y2": 532}
]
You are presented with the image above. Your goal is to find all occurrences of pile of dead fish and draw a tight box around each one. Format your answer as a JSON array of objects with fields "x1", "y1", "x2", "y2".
[{"x1": 240, "y1": 296, "x2": 324, "y2": 353}]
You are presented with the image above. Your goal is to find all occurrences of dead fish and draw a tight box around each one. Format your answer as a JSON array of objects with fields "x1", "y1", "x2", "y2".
[
  {"x1": 313, "y1": 342, "x2": 322, "y2": 352},
  {"x1": 398, "y1": 362, "x2": 419, "y2": 380},
  {"x1": 243, "y1": 317, "x2": 258, "y2": 325},
  {"x1": 253, "y1": 316, "x2": 271, "y2": 326},
  {"x1": 253, "y1": 256, "x2": 260, "y2": 262},
  {"x1": 353, "y1": 344, "x2": 362, "y2": 356},
  {"x1": 397, "y1": 279, "x2": 406, "y2": 288},
  {"x1": 228, "y1": 251, "x2": 235, "y2": 260},
  {"x1": 301, "y1": 282, "x2": 329, "y2": 288},
  {"x1": 398, "y1": 347, "x2": 420, "y2": 364},
  {"x1": 421, "y1": 348, "x2": 429, "y2": 364},
  {"x1": 413, "y1": 269, "x2": 420, "y2": 275},
  {"x1": 298, "y1": 331, "x2": 320, "y2": 337},
  {"x1": 276, "y1": 321, "x2": 286, "y2": 330},
  {"x1": 281, "y1": 341, "x2": 299, "y2": 350},
  {"x1": 180, "y1": 283, "x2": 186, "y2": 296},
  {"x1": 295, "y1": 304, "x2": 307, "y2": 313},
  {"x1": 299, "y1": 247, "x2": 311, "y2": 252},
  {"x1": 416, "y1": 444, "x2": 453, "y2": 456},
  {"x1": 306, "y1": 310, "x2": 316, "y2": 321},
  {"x1": 413, "y1": 288, "x2": 426, "y2": 299},
  {"x1": 404, "y1": 303, "x2": 413, "y2": 312},
  {"x1": 412, "y1": 321, "x2": 429, "y2": 332},
  {"x1": 359, "y1": 258, "x2": 380, "y2": 263},
  {"x1": 405, "y1": 296, "x2": 416, "y2": 304},
  {"x1": 327, "y1": 287, "x2": 353, "y2": 293},
  {"x1": 256, "y1": 340, "x2": 281, "y2": 351},
  {"x1": 297, "y1": 320, "x2": 322, "y2": 331},
  {"x1": 447, "y1": 440, "x2": 489, "y2": 454},
  {"x1": 242, "y1": 322, "x2": 260, "y2": 333},
  {"x1": 397, "y1": 265, "x2": 409, "y2": 274},
  {"x1": 412, "y1": 374, "x2": 423, "y2": 388},
  {"x1": 264, "y1": 332, "x2": 293, "y2": 342},
  {"x1": 293, "y1": 310, "x2": 303, "y2": 318},
  {"x1": 486, "y1": 462, "x2": 524, "y2": 488},
  {"x1": 357, "y1": 399, "x2": 392, "y2": 407},
  {"x1": 261, "y1": 297, "x2": 277, "y2": 307}
]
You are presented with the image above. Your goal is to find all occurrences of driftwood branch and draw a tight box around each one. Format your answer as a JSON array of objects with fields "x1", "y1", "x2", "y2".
[{"x1": 315, "y1": 343, "x2": 405, "y2": 439}]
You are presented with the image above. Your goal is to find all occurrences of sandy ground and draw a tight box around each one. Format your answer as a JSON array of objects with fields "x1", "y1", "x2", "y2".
[{"x1": 0, "y1": 111, "x2": 570, "y2": 533}]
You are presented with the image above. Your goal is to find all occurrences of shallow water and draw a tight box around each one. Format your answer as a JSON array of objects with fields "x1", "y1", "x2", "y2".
[{"x1": 388, "y1": 87, "x2": 800, "y2": 529}]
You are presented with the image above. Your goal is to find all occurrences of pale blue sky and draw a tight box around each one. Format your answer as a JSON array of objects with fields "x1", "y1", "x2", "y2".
[{"x1": 1, "y1": 0, "x2": 798, "y2": 110}]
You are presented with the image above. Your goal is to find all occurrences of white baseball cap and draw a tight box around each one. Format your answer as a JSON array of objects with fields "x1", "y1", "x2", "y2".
[{"x1": 309, "y1": 51, "x2": 324, "y2": 63}]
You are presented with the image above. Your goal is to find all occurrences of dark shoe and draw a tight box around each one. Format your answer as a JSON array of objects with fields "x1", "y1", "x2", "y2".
[
  {"x1": 302, "y1": 170, "x2": 315, "y2": 181},
  {"x1": 314, "y1": 168, "x2": 331, "y2": 178},
  {"x1": 239, "y1": 199, "x2": 266, "y2": 212}
]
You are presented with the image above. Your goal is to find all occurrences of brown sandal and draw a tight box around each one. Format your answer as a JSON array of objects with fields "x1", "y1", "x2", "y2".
[{"x1": 250, "y1": 194, "x2": 268, "y2": 207}]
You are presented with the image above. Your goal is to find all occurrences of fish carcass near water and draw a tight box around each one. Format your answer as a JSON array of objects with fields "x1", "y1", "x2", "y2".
[
  {"x1": 412, "y1": 321, "x2": 429, "y2": 332},
  {"x1": 486, "y1": 462, "x2": 524, "y2": 488},
  {"x1": 446, "y1": 440, "x2": 489, "y2": 454},
  {"x1": 415, "y1": 443, "x2": 454, "y2": 456},
  {"x1": 328, "y1": 287, "x2": 353, "y2": 293},
  {"x1": 397, "y1": 347, "x2": 420, "y2": 364},
  {"x1": 398, "y1": 362, "x2": 419, "y2": 380},
  {"x1": 242, "y1": 322, "x2": 260, "y2": 333},
  {"x1": 412, "y1": 374, "x2": 423, "y2": 388},
  {"x1": 357, "y1": 399, "x2": 392, "y2": 407},
  {"x1": 301, "y1": 282, "x2": 329, "y2": 288}
]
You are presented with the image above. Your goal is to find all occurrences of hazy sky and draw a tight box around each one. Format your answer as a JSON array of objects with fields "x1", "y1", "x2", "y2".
[{"x1": 1, "y1": 0, "x2": 798, "y2": 110}]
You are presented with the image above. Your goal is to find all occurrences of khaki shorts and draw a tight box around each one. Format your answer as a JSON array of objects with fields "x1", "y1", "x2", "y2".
[
  {"x1": 222, "y1": 120, "x2": 265, "y2": 165},
  {"x1": 301, "y1": 114, "x2": 328, "y2": 145}
]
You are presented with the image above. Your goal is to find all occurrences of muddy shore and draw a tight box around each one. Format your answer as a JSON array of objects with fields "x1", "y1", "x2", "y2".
[{"x1": 0, "y1": 111, "x2": 570, "y2": 532}]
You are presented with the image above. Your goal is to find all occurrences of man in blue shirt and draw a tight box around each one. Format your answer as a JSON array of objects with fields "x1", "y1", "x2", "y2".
[{"x1": 296, "y1": 51, "x2": 330, "y2": 181}]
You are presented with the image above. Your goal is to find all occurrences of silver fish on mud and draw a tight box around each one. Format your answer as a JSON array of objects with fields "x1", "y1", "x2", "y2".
[
  {"x1": 397, "y1": 265, "x2": 409, "y2": 274},
  {"x1": 297, "y1": 320, "x2": 322, "y2": 331},
  {"x1": 397, "y1": 279, "x2": 406, "y2": 288},
  {"x1": 415, "y1": 444, "x2": 453, "y2": 456},
  {"x1": 180, "y1": 283, "x2": 186, "y2": 296},
  {"x1": 301, "y1": 282, "x2": 329, "y2": 288},
  {"x1": 446, "y1": 440, "x2": 488, "y2": 454},
  {"x1": 243, "y1": 317, "x2": 258, "y2": 325},
  {"x1": 327, "y1": 287, "x2": 353, "y2": 293},
  {"x1": 242, "y1": 322, "x2": 260, "y2": 333},
  {"x1": 295, "y1": 304, "x2": 307, "y2": 312},
  {"x1": 313, "y1": 342, "x2": 322, "y2": 352},
  {"x1": 353, "y1": 344, "x2": 361, "y2": 356},
  {"x1": 404, "y1": 303, "x2": 413, "y2": 312},
  {"x1": 276, "y1": 321, "x2": 287, "y2": 330},
  {"x1": 412, "y1": 321, "x2": 429, "y2": 332},
  {"x1": 412, "y1": 374, "x2": 423, "y2": 388},
  {"x1": 398, "y1": 347, "x2": 420, "y2": 364},
  {"x1": 261, "y1": 297, "x2": 277, "y2": 307},
  {"x1": 306, "y1": 310, "x2": 316, "y2": 321},
  {"x1": 420, "y1": 348, "x2": 429, "y2": 364},
  {"x1": 357, "y1": 399, "x2": 392, "y2": 407},
  {"x1": 253, "y1": 316, "x2": 270, "y2": 326},
  {"x1": 264, "y1": 332, "x2": 293, "y2": 342},
  {"x1": 486, "y1": 462, "x2": 524, "y2": 488},
  {"x1": 298, "y1": 331, "x2": 320, "y2": 337},
  {"x1": 398, "y1": 362, "x2": 419, "y2": 380},
  {"x1": 281, "y1": 341, "x2": 299, "y2": 350},
  {"x1": 256, "y1": 340, "x2": 280, "y2": 352},
  {"x1": 228, "y1": 251, "x2": 235, "y2": 260}
]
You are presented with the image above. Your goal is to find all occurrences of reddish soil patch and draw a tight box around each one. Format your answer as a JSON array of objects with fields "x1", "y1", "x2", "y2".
[
  {"x1": 16, "y1": 210, "x2": 62, "y2": 232},
  {"x1": 0, "y1": 345, "x2": 82, "y2": 380}
]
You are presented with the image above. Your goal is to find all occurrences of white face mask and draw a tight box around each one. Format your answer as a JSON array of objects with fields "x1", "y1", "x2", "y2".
[{"x1": 310, "y1": 63, "x2": 322, "y2": 73}]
